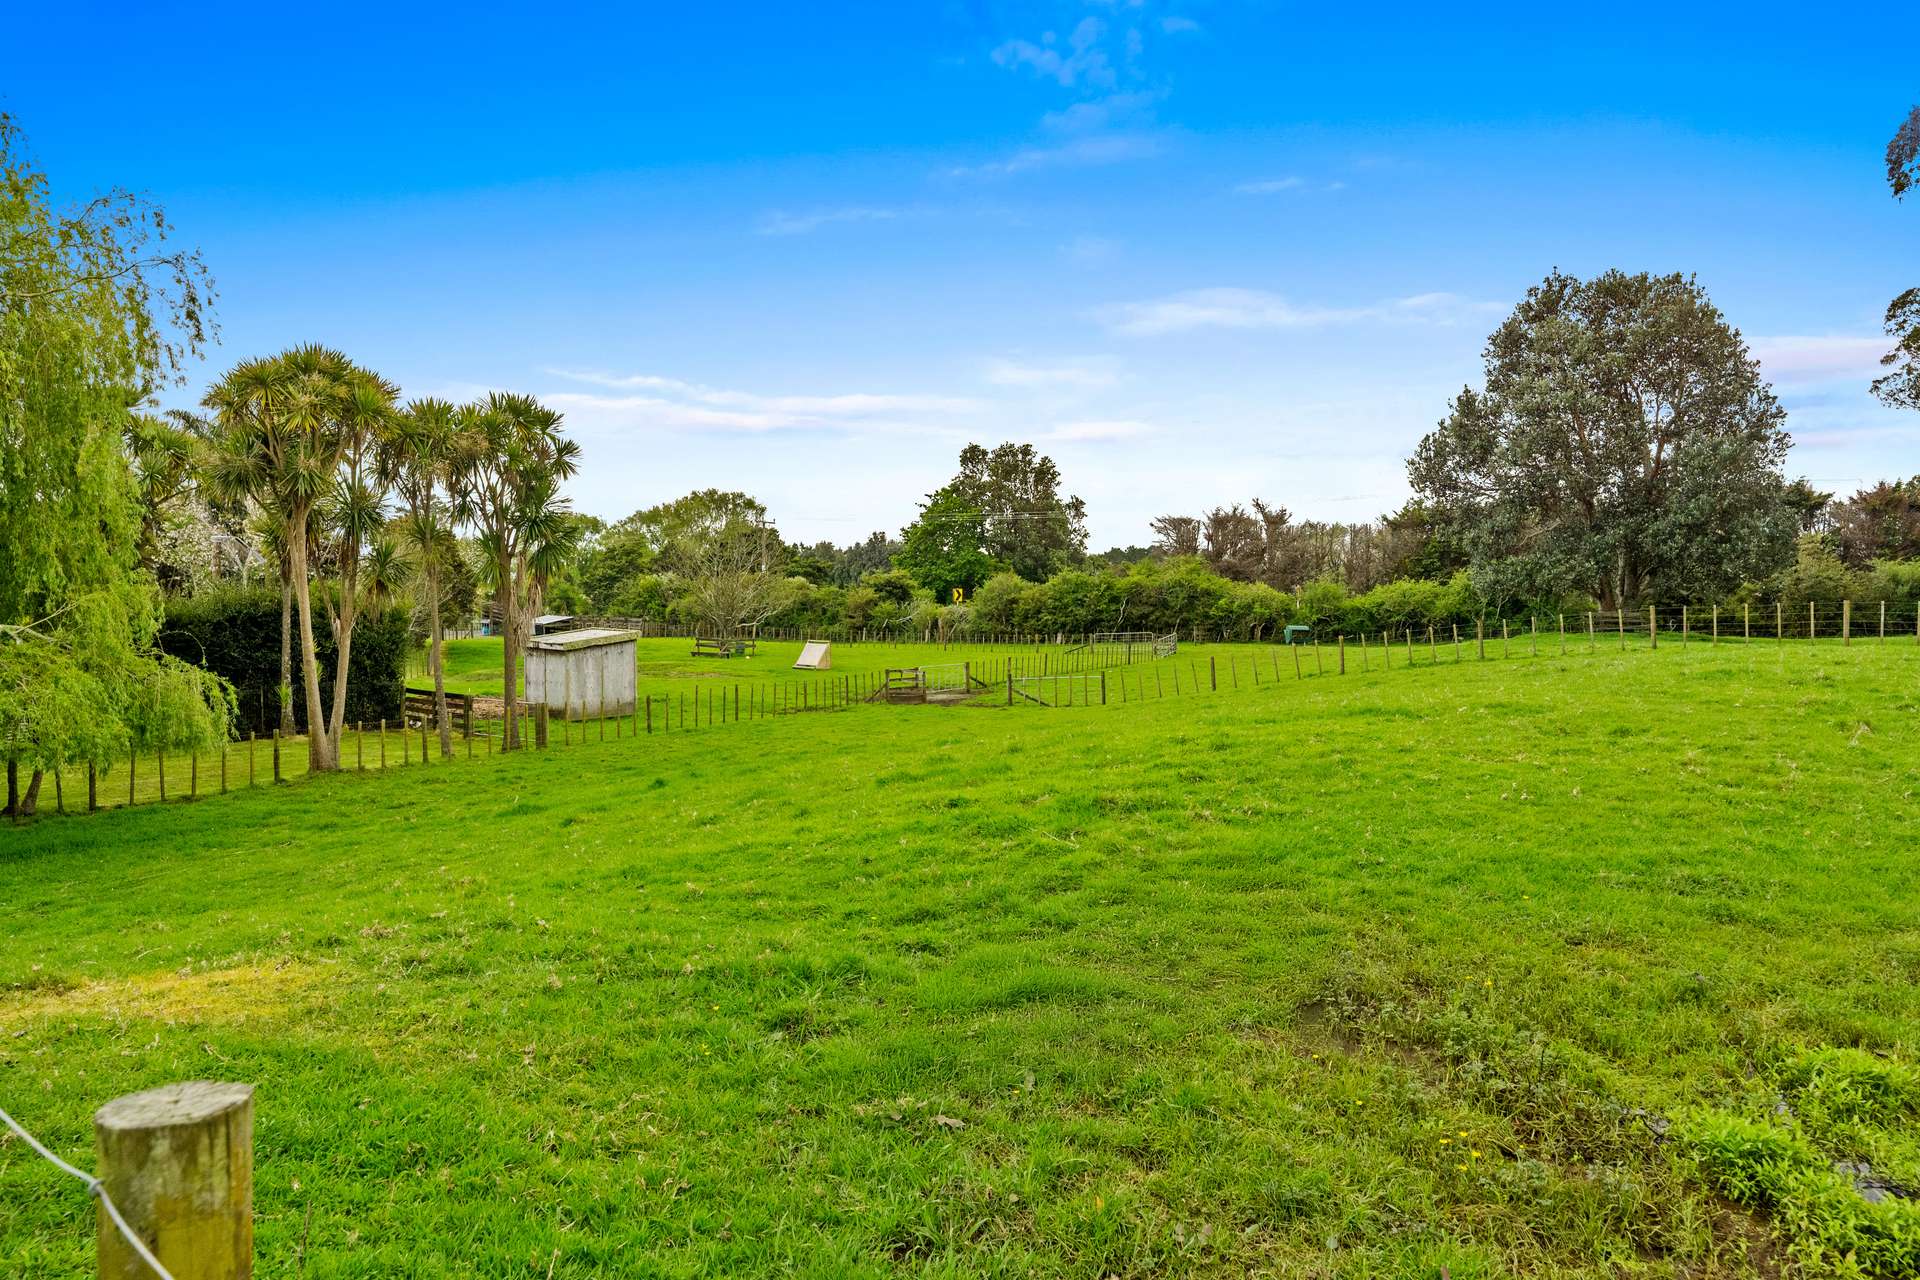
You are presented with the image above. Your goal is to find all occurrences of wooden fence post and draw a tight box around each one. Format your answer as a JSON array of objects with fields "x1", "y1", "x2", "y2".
[
  {"x1": 129, "y1": 741, "x2": 136, "y2": 807},
  {"x1": 1843, "y1": 599, "x2": 1851, "y2": 646},
  {"x1": 1649, "y1": 606, "x2": 1657, "y2": 649},
  {"x1": 376, "y1": 722, "x2": 384, "y2": 772},
  {"x1": 94, "y1": 1081, "x2": 254, "y2": 1280},
  {"x1": 1210, "y1": 656, "x2": 1217, "y2": 690},
  {"x1": 535, "y1": 705, "x2": 550, "y2": 749},
  {"x1": 89, "y1": 761, "x2": 98, "y2": 812},
  {"x1": 1338, "y1": 635, "x2": 1346, "y2": 674},
  {"x1": 1810, "y1": 600, "x2": 1816, "y2": 646},
  {"x1": 1476, "y1": 617, "x2": 1484, "y2": 660}
]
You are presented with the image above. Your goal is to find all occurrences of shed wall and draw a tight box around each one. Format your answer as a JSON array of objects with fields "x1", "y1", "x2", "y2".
[{"x1": 526, "y1": 639, "x2": 637, "y2": 718}]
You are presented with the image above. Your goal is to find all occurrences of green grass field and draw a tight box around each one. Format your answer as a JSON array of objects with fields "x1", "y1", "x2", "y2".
[
  {"x1": 5, "y1": 642, "x2": 1920, "y2": 1276},
  {"x1": 414, "y1": 635, "x2": 1171, "y2": 704}
]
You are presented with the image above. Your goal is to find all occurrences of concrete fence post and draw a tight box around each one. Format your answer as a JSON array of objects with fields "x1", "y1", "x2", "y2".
[{"x1": 95, "y1": 1081, "x2": 254, "y2": 1279}]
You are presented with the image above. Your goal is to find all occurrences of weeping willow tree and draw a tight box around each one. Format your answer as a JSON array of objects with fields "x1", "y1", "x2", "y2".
[{"x1": 0, "y1": 114, "x2": 233, "y2": 816}]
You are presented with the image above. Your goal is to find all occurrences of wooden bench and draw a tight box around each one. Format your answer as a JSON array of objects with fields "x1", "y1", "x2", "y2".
[{"x1": 691, "y1": 636, "x2": 755, "y2": 658}]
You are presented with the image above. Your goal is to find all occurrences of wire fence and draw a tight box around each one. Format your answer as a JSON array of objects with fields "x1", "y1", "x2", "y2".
[
  {"x1": 0, "y1": 1102, "x2": 173, "y2": 1279},
  {"x1": 16, "y1": 602, "x2": 1920, "y2": 819}
]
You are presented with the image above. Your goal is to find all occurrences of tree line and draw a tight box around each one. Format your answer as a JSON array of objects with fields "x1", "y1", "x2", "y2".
[
  {"x1": 9, "y1": 105, "x2": 1920, "y2": 813},
  {"x1": 0, "y1": 117, "x2": 580, "y2": 813}
]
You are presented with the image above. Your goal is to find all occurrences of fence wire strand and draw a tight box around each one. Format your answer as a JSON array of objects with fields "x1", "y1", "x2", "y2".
[{"x1": 0, "y1": 1102, "x2": 177, "y2": 1280}]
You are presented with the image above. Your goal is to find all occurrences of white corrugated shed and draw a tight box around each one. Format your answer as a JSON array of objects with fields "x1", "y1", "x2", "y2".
[{"x1": 524, "y1": 629, "x2": 637, "y2": 719}]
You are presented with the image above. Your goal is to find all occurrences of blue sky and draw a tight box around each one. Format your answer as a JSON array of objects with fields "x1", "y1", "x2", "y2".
[{"x1": 10, "y1": 2, "x2": 1917, "y2": 547}]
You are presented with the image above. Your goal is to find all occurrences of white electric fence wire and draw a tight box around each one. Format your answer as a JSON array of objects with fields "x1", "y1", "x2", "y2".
[{"x1": 0, "y1": 1102, "x2": 177, "y2": 1280}]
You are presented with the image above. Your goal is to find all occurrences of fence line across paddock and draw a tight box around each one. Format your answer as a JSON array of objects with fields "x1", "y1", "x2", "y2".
[{"x1": 16, "y1": 601, "x2": 1919, "y2": 820}]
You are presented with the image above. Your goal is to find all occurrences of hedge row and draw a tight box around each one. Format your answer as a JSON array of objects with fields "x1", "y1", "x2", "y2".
[{"x1": 157, "y1": 587, "x2": 407, "y2": 737}]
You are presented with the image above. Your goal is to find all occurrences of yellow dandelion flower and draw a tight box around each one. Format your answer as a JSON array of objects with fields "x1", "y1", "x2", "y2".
[{"x1": 1439, "y1": 1138, "x2": 1451, "y2": 1145}]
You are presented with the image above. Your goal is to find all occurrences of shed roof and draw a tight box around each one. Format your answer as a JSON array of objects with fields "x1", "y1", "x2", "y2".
[{"x1": 526, "y1": 628, "x2": 636, "y2": 652}]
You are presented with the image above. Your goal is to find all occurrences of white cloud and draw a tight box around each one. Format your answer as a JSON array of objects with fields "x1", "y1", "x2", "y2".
[
  {"x1": 1046, "y1": 419, "x2": 1151, "y2": 441},
  {"x1": 543, "y1": 370, "x2": 983, "y2": 435},
  {"x1": 1160, "y1": 15, "x2": 1201, "y2": 34},
  {"x1": 1039, "y1": 89, "x2": 1161, "y2": 136},
  {"x1": 1236, "y1": 176, "x2": 1307, "y2": 194},
  {"x1": 1235, "y1": 176, "x2": 1346, "y2": 195},
  {"x1": 1098, "y1": 287, "x2": 1504, "y2": 336},
  {"x1": 756, "y1": 206, "x2": 900, "y2": 237},
  {"x1": 1748, "y1": 335, "x2": 1889, "y2": 385},
  {"x1": 991, "y1": 17, "x2": 1115, "y2": 89},
  {"x1": 944, "y1": 133, "x2": 1160, "y2": 179},
  {"x1": 984, "y1": 357, "x2": 1121, "y2": 390},
  {"x1": 1064, "y1": 234, "x2": 1119, "y2": 264}
]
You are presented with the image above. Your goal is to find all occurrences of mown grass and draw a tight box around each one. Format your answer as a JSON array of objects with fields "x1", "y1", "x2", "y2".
[
  {"x1": 418, "y1": 635, "x2": 1161, "y2": 703},
  {"x1": 4, "y1": 643, "x2": 1919, "y2": 1276}
]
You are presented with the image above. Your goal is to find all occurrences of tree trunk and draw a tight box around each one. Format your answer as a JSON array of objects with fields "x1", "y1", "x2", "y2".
[
  {"x1": 499, "y1": 582, "x2": 519, "y2": 751},
  {"x1": 19, "y1": 770, "x2": 41, "y2": 817},
  {"x1": 4, "y1": 760, "x2": 15, "y2": 816},
  {"x1": 289, "y1": 510, "x2": 336, "y2": 771},
  {"x1": 428, "y1": 562, "x2": 452, "y2": 757},
  {"x1": 327, "y1": 557, "x2": 359, "y2": 746},
  {"x1": 279, "y1": 573, "x2": 296, "y2": 734}
]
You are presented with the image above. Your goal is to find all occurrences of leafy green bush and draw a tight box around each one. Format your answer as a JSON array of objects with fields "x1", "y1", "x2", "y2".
[
  {"x1": 158, "y1": 586, "x2": 407, "y2": 737},
  {"x1": 1681, "y1": 1048, "x2": 1920, "y2": 1277}
]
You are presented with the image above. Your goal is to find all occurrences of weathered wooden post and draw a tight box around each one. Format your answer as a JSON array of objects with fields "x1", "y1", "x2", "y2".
[
  {"x1": 1649, "y1": 605, "x2": 1658, "y2": 649},
  {"x1": 1843, "y1": 599, "x2": 1851, "y2": 646},
  {"x1": 1338, "y1": 635, "x2": 1346, "y2": 674},
  {"x1": 535, "y1": 704, "x2": 550, "y2": 749},
  {"x1": 1476, "y1": 617, "x2": 1484, "y2": 660},
  {"x1": 94, "y1": 1081, "x2": 253, "y2": 1279},
  {"x1": 271, "y1": 731, "x2": 281, "y2": 784}
]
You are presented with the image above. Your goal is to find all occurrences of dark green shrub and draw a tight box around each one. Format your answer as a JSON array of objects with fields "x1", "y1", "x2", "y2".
[{"x1": 157, "y1": 586, "x2": 407, "y2": 737}]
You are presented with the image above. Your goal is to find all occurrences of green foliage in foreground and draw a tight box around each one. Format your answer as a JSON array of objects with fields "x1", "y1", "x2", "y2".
[{"x1": 4, "y1": 646, "x2": 1919, "y2": 1276}]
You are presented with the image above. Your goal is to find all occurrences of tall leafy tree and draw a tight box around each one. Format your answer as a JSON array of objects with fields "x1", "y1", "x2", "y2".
[
  {"x1": 906, "y1": 443, "x2": 1087, "y2": 584},
  {"x1": 0, "y1": 113, "x2": 230, "y2": 815},
  {"x1": 1878, "y1": 107, "x2": 1920, "y2": 414},
  {"x1": 318, "y1": 367, "x2": 401, "y2": 752},
  {"x1": 450, "y1": 393, "x2": 579, "y2": 751},
  {"x1": 202, "y1": 345, "x2": 389, "y2": 771},
  {"x1": 381, "y1": 398, "x2": 460, "y2": 755},
  {"x1": 1409, "y1": 269, "x2": 1795, "y2": 608},
  {"x1": 895, "y1": 489, "x2": 999, "y2": 601}
]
